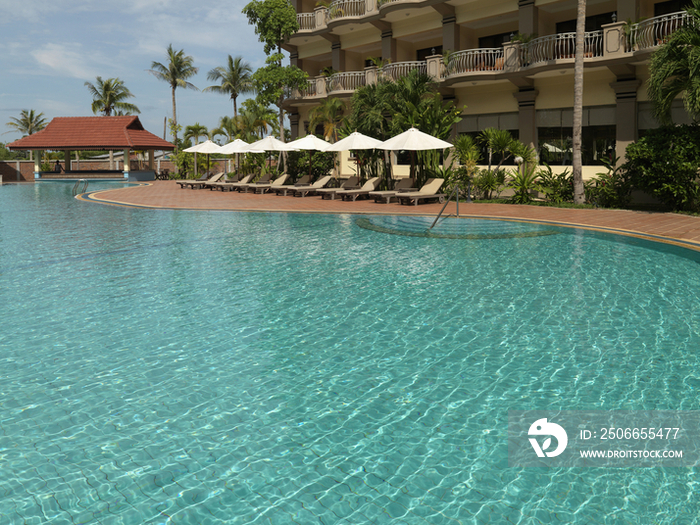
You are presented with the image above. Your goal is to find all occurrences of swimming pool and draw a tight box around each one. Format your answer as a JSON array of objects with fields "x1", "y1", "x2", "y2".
[{"x1": 1, "y1": 182, "x2": 699, "y2": 523}]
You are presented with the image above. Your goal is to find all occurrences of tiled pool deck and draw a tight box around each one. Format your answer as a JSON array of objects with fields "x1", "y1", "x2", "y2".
[{"x1": 87, "y1": 180, "x2": 700, "y2": 250}]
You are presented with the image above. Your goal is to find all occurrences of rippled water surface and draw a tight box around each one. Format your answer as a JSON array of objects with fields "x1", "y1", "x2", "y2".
[{"x1": 1, "y1": 182, "x2": 700, "y2": 524}]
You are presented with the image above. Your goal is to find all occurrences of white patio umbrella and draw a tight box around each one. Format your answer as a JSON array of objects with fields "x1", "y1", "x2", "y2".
[
  {"x1": 245, "y1": 135, "x2": 298, "y2": 174},
  {"x1": 324, "y1": 131, "x2": 384, "y2": 187},
  {"x1": 323, "y1": 131, "x2": 383, "y2": 152},
  {"x1": 184, "y1": 140, "x2": 223, "y2": 177},
  {"x1": 219, "y1": 139, "x2": 263, "y2": 173},
  {"x1": 287, "y1": 134, "x2": 333, "y2": 182},
  {"x1": 378, "y1": 127, "x2": 453, "y2": 180}
]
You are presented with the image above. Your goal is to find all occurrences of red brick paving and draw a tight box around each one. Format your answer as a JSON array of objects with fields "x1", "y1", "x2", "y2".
[{"x1": 87, "y1": 181, "x2": 700, "y2": 249}]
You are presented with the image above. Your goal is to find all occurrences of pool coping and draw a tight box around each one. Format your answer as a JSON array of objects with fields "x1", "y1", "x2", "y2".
[{"x1": 79, "y1": 181, "x2": 700, "y2": 252}]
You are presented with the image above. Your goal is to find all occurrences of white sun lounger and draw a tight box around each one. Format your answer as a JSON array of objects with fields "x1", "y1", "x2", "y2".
[
  {"x1": 397, "y1": 178, "x2": 445, "y2": 206},
  {"x1": 368, "y1": 178, "x2": 416, "y2": 203}
]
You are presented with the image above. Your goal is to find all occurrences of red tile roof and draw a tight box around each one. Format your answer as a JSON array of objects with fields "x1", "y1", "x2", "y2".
[{"x1": 8, "y1": 116, "x2": 175, "y2": 150}]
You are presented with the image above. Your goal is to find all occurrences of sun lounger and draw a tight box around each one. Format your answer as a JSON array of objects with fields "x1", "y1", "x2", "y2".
[
  {"x1": 212, "y1": 173, "x2": 255, "y2": 191},
  {"x1": 248, "y1": 174, "x2": 289, "y2": 194},
  {"x1": 208, "y1": 173, "x2": 242, "y2": 189},
  {"x1": 187, "y1": 172, "x2": 225, "y2": 189},
  {"x1": 270, "y1": 175, "x2": 312, "y2": 196},
  {"x1": 397, "y1": 178, "x2": 445, "y2": 206},
  {"x1": 335, "y1": 177, "x2": 381, "y2": 201},
  {"x1": 292, "y1": 175, "x2": 333, "y2": 197},
  {"x1": 317, "y1": 176, "x2": 360, "y2": 200},
  {"x1": 176, "y1": 172, "x2": 211, "y2": 188},
  {"x1": 237, "y1": 173, "x2": 272, "y2": 193},
  {"x1": 369, "y1": 177, "x2": 416, "y2": 203}
]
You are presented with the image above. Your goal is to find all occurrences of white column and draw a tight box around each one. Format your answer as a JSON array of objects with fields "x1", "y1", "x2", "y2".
[
  {"x1": 34, "y1": 150, "x2": 42, "y2": 179},
  {"x1": 123, "y1": 149, "x2": 130, "y2": 179}
]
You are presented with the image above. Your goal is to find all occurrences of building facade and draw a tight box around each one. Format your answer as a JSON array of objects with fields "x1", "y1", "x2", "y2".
[{"x1": 284, "y1": 0, "x2": 691, "y2": 176}]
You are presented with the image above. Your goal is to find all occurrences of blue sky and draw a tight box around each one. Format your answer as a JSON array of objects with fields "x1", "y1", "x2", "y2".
[{"x1": 0, "y1": 0, "x2": 270, "y2": 144}]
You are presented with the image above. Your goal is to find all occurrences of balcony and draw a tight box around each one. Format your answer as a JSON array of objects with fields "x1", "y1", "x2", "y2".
[
  {"x1": 327, "y1": 0, "x2": 366, "y2": 21},
  {"x1": 327, "y1": 71, "x2": 366, "y2": 93},
  {"x1": 626, "y1": 11, "x2": 692, "y2": 51},
  {"x1": 297, "y1": 12, "x2": 316, "y2": 31},
  {"x1": 446, "y1": 48, "x2": 504, "y2": 76},
  {"x1": 522, "y1": 31, "x2": 603, "y2": 66},
  {"x1": 381, "y1": 61, "x2": 427, "y2": 81}
]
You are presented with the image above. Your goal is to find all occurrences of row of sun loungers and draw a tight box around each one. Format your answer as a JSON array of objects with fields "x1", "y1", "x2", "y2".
[{"x1": 175, "y1": 172, "x2": 445, "y2": 205}]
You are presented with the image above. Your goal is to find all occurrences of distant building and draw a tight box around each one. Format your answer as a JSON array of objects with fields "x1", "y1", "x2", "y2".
[{"x1": 284, "y1": 0, "x2": 692, "y2": 176}]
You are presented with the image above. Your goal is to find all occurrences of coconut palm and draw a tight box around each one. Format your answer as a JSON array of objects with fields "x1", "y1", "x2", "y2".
[
  {"x1": 203, "y1": 55, "x2": 254, "y2": 119},
  {"x1": 572, "y1": 0, "x2": 586, "y2": 204},
  {"x1": 84, "y1": 77, "x2": 140, "y2": 116},
  {"x1": 184, "y1": 123, "x2": 209, "y2": 144},
  {"x1": 308, "y1": 97, "x2": 345, "y2": 142},
  {"x1": 148, "y1": 44, "x2": 199, "y2": 147},
  {"x1": 648, "y1": 0, "x2": 700, "y2": 124},
  {"x1": 5, "y1": 109, "x2": 47, "y2": 136}
]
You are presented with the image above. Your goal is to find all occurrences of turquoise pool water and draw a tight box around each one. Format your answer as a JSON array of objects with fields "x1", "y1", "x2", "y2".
[{"x1": 1, "y1": 182, "x2": 699, "y2": 524}]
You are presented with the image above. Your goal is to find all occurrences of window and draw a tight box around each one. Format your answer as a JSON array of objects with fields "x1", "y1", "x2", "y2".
[
  {"x1": 538, "y1": 126, "x2": 615, "y2": 165},
  {"x1": 556, "y1": 12, "x2": 616, "y2": 33},
  {"x1": 416, "y1": 46, "x2": 442, "y2": 62},
  {"x1": 655, "y1": 0, "x2": 690, "y2": 16},
  {"x1": 478, "y1": 32, "x2": 512, "y2": 49},
  {"x1": 460, "y1": 131, "x2": 520, "y2": 166}
]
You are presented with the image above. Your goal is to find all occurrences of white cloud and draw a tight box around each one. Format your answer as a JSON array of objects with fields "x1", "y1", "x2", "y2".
[{"x1": 30, "y1": 43, "x2": 99, "y2": 80}]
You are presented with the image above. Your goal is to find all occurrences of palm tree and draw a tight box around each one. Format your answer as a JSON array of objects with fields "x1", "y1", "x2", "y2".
[
  {"x1": 5, "y1": 109, "x2": 47, "y2": 162},
  {"x1": 148, "y1": 44, "x2": 199, "y2": 148},
  {"x1": 184, "y1": 123, "x2": 208, "y2": 145},
  {"x1": 308, "y1": 97, "x2": 345, "y2": 142},
  {"x1": 203, "y1": 55, "x2": 254, "y2": 119},
  {"x1": 6, "y1": 109, "x2": 47, "y2": 137},
  {"x1": 648, "y1": 0, "x2": 700, "y2": 124},
  {"x1": 211, "y1": 116, "x2": 239, "y2": 144},
  {"x1": 84, "y1": 77, "x2": 140, "y2": 116},
  {"x1": 572, "y1": 0, "x2": 586, "y2": 204}
]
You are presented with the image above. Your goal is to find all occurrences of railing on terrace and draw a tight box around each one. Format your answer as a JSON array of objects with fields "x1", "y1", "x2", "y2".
[
  {"x1": 300, "y1": 79, "x2": 317, "y2": 97},
  {"x1": 377, "y1": 0, "x2": 401, "y2": 6},
  {"x1": 446, "y1": 48, "x2": 504, "y2": 75},
  {"x1": 297, "y1": 12, "x2": 316, "y2": 31},
  {"x1": 522, "y1": 31, "x2": 603, "y2": 66},
  {"x1": 327, "y1": 71, "x2": 366, "y2": 92},
  {"x1": 327, "y1": 0, "x2": 365, "y2": 20},
  {"x1": 381, "y1": 61, "x2": 427, "y2": 81},
  {"x1": 626, "y1": 11, "x2": 692, "y2": 51}
]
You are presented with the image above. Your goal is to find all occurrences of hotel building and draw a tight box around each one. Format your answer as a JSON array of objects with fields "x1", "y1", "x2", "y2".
[{"x1": 283, "y1": 0, "x2": 692, "y2": 177}]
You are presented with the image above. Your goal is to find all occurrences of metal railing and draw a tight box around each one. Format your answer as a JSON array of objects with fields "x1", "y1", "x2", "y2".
[
  {"x1": 327, "y1": 71, "x2": 366, "y2": 92},
  {"x1": 72, "y1": 179, "x2": 88, "y2": 196},
  {"x1": 429, "y1": 185, "x2": 460, "y2": 229},
  {"x1": 380, "y1": 61, "x2": 427, "y2": 80},
  {"x1": 446, "y1": 48, "x2": 504, "y2": 75},
  {"x1": 297, "y1": 12, "x2": 316, "y2": 30},
  {"x1": 327, "y1": 0, "x2": 365, "y2": 20},
  {"x1": 522, "y1": 30, "x2": 603, "y2": 66},
  {"x1": 626, "y1": 11, "x2": 692, "y2": 51}
]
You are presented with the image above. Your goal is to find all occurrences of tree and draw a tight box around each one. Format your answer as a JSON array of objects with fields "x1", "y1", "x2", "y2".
[
  {"x1": 84, "y1": 77, "x2": 140, "y2": 116},
  {"x1": 148, "y1": 44, "x2": 199, "y2": 148},
  {"x1": 203, "y1": 55, "x2": 254, "y2": 119},
  {"x1": 243, "y1": 0, "x2": 299, "y2": 56},
  {"x1": 244, "y1": 0, "x2": 301, "y2": 146},
  {"x1": 308, "y1": 97, "x2": 345, "y2": 142},
  {"x1": 572, "y1": 0, "x2": 586, "y2": 204},
  {"x1": 5, "y1": 109, "x2": 47, "y2": 137},
  {"x1": 183, "y1": 123, "x2": 208, "y2": 144},
  {"x1": 648, "y1": 0, "x2": 700, "y2": 124}
]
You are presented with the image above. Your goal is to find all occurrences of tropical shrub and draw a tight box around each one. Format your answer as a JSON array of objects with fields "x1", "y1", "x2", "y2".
[
  {"x1": 508, "y1": 164, "x2": 541, "y2": 204},
  {"x1": 473, "y1": 169, "x2": 506, "y2": 200},
  {"x1": 584, "y1": 156, "x2": 631, "y2": 208},
  {"x1": 623, "y1": 125, "x2": 700, "y2": 212},
  {"x1": 537, "y1": 164, "x2": 573, "y2": 204},
  {"x1": 286, "y1": 150, "x2": 335, "y2": 181}
]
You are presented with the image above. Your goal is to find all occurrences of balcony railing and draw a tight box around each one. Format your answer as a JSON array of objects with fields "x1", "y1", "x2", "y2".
[
  {"x1": 327, "y1": 71, "x2": 366, "y2": 92},
  {"x1": 327, "y1": 0, "x2": 366, "y2": 21},
  {"x1": 446, "y1": 48, "x2": 504, "y2": 75},
  {"x1": 626, "y1": 11, "x2": 692, "y2": 51},
  {"x1": 522, "y1": 31, "x2": 603, "y2": 66},
  {"x1": 381, "y1": 61, "x2": 427, "y2": 81},
  {"x1": 297, "y1": 12, "x2": 316, "y2": 31}
]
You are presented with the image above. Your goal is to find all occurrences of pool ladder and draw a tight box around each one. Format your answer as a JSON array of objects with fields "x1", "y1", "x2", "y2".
[
  {"x1": 430, "y1": 184, "x2": 462, "y2": 229},
  {"x1": 72, "y1": 179, "x2": 88, "y2": 196}
]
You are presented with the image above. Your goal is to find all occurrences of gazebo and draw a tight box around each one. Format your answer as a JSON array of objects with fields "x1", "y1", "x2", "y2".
[{"x1": 8, "y1": 116, "x2": 175, "y2": 180}]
